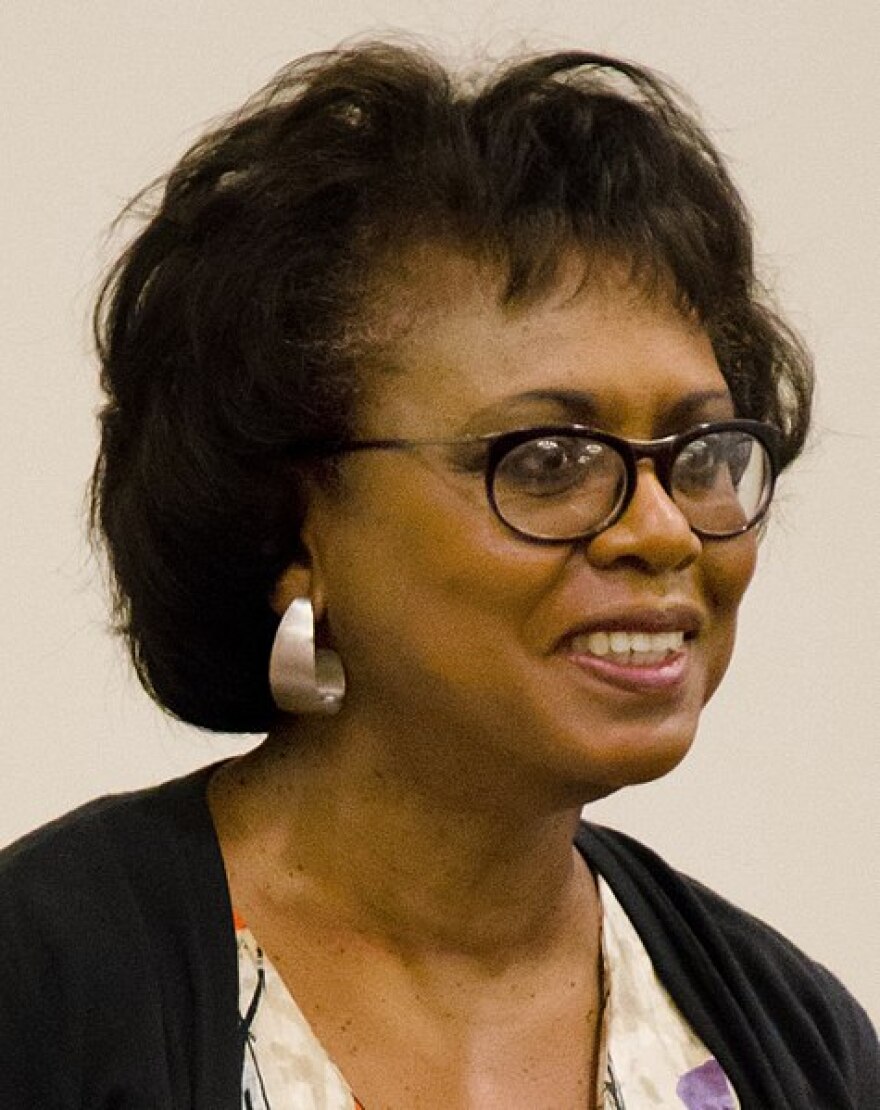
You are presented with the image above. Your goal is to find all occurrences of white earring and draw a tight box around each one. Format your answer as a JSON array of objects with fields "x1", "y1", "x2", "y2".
[{"x1": 269, "y1": 597, "x2": 345, "y2": 715}]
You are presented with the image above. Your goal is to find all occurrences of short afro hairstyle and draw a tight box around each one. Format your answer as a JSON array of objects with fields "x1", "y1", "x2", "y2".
[{"x1": 91, "y1": 42, "x2": 813, "y2": 732}]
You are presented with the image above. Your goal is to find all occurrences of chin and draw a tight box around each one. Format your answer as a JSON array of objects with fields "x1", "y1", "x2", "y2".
[
  {"x1": 557, "y1": 716, "x2": 699, "y2": 804},
  {"x1": 608, "y1": 742, "x2": 692, "y2": 792}
]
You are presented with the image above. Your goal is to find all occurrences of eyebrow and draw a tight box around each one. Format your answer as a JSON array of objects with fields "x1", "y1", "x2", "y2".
[
  {"x1": 461, "y1": 387, "x2": 734, "y2": 433},
  {"x1": 460, "y1": 390, "x2": 599, "y2": 433},
  {"x1": 665, "y1": 389, "x2": 736, "y2": 426}
]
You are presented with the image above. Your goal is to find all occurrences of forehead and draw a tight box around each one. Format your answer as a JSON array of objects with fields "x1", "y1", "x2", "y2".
[{"x1": 359, "y1": 244, "x2": 731, "y2": 437}]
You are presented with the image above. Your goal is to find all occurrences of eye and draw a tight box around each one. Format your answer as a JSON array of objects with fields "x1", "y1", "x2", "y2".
[
  {"x1": 496, "y1": 436, "x2": 610, "y2": 497},
  {"x1": 674, "y1": 433, "x2": 752, "y2": 492},
  {"x1": 674, "y1": 437, "x2": 726, "y2": 493}
]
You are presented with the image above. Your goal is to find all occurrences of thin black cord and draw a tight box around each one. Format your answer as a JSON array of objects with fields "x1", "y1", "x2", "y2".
[{"x1": 239, "y1": 946, "x2": 272, "y2": 1109}]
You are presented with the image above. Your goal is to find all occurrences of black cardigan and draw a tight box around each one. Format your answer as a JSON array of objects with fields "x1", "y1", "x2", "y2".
[{"x1": 0, "y1": 767, "x2": 875, "y2": 1108}]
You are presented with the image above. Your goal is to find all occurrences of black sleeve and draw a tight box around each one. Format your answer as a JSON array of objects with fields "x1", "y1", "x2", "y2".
[
  {"x1": 0, "y1": 805, "x2": 177, "y2": 1108},
  {"x1": 0, "y1": 774, "x2": 242, "y2": 1109}
]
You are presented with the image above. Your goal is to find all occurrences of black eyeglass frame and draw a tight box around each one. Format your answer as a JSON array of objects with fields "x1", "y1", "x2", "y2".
[{"x1": 305, "y1": 419, "x2": 782, "y2": 544}]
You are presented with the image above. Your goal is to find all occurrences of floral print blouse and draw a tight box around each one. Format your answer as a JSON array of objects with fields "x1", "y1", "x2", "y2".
[{"x1": 238, "y1": 879, "x2": 739, "y2": 1109}]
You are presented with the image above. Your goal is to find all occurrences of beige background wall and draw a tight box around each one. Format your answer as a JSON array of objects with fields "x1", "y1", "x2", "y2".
[{"x1": 2, "y1": 1, "x2": 877, "y2": 1023}]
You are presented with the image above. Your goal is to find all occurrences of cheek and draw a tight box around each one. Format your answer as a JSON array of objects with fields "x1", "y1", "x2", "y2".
[
  {"x1": 702, "y1": 534, "x2": 758, "y2": 702},
  {"x1": 314, "y1": 469, "x2": 560, "y2": 677},
  {"x1": 713, "y1": 531, "x2": 758, "y2": 606}
]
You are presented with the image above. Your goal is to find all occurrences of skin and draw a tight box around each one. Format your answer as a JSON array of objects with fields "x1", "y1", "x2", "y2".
[{"x1": 209, "y1": 247, "x2": 758, "y2": 1109}]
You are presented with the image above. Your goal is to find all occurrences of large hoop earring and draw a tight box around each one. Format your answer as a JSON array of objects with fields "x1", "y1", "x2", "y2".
[{"x1": 269, "y1": 597, "x2": 346, "y2": 715}]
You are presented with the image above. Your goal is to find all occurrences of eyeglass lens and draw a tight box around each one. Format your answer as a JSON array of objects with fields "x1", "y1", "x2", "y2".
[{"x1": 491, "y1": 429, "x2": 772, "y2": 540}]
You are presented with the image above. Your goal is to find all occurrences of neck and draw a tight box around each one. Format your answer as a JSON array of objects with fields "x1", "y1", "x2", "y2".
[{"x1": 209, "y1": 717, "x2": 597, "y2": 960}]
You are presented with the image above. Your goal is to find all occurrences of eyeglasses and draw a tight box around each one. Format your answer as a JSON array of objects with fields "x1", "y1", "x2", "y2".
[{"x1": 307, "y1": 419, "x2": 781, "y2": 543}]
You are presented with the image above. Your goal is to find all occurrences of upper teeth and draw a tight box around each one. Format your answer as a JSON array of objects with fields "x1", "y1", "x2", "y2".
[{"x1": 571, "y1": 630, "x2": 686, "y2": 656}]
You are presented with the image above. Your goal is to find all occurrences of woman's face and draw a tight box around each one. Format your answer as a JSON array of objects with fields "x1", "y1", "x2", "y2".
[{"x1": 298, "y1": 248, "x2": 758, "y2": 806}]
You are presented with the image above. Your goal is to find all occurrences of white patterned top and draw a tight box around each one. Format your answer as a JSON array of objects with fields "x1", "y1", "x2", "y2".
[{"x1": 238, "y1": 879, "x2": 740, "y2": 1109}]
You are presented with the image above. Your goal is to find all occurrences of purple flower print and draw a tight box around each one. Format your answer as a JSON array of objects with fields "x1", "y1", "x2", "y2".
[{"x1": 676, "y1": 1059, "x2": 736, "y2": 1109}]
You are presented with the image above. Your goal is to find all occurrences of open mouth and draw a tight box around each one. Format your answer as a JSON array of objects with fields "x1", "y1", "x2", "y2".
[{"x1": 569, "y1": 629, "x2": 687, "y2": 667}]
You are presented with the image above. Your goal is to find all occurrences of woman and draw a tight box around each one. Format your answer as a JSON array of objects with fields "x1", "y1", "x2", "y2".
[{"x1": 0, "y1": 42, "x2": 875, "y2": 1109}]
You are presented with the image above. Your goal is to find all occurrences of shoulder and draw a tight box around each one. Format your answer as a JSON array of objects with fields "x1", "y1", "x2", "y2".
[
  {"x1": 578, "y1": 822, "x2": 879, "y2": 1107},
  {"x1": 0, "y1": 765, "x2": 239, "y2": 1106},
  {"x1": 577, "y1": 821, "x2": 862, "y2": 999},
  {"x1": 0, "y1": 764, "x2": 227, "y2": 931}
]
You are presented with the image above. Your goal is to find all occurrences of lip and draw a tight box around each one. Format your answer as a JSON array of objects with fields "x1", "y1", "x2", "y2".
[
  {"x1": 565, "y1": 648, "x2": 690, "y2": 694},
  {"x1": 555, "y1": 602, "x2": 703, "y2": 695}
]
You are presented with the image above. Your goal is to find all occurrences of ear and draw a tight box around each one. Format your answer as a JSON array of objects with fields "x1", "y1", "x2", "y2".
[{"x1": 269, "y1": 514, "x2": 328, "y2": 619}]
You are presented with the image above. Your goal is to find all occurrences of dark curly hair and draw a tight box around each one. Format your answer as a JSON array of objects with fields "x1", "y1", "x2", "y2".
[{"x1": 91, "y1": 42, "x2": 813, "y2": 733}]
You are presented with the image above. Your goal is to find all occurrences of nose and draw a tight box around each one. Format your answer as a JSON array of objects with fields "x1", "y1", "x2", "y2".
[{"x1": 585, "y1": 460, "x2": 701, "y2": 573}]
